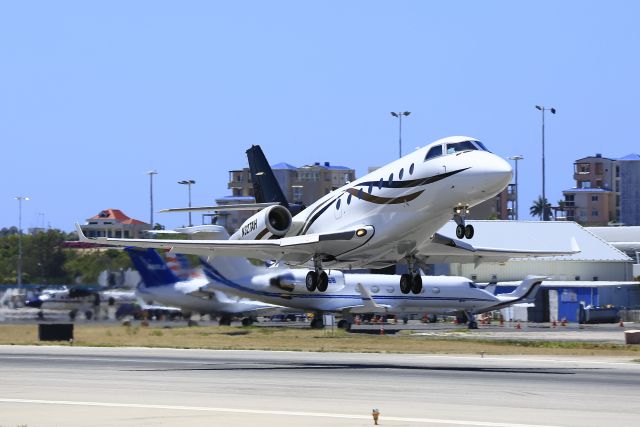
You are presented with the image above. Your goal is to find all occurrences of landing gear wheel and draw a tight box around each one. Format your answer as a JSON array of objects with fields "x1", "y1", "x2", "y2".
[
  {"x1": 306, "y1": 271, "x2": 318, "y2": 292},
  {"x1": 400, "y1": 274, "x2": 412, "y2": 294},
  {"x1": 411, "y1": 275, "x2": 423, "y2": 294},
  {"x1": 218, "y1": 315, "x2": 232, "y2": 326},
  {"x1": 316, "y1": 271, "x2": 329, "y2": 292},
  {"x1": 468, "y1": 321, "x2": 479, "y2": 329},
  {"x1": 464, "y1": 224, "x2": 474, "y2": 239},
  {"x1": 337, "y1": 319, "x2": 351, "y2": 330},
  {"x1": 456, "y1": 224, "x2": 465, "y2": 239},
  {"x1": 241, "y1": 317, "x2": 254, "y2": 326},
  {"x1": 310, "y1": 318, "x2": 324, "y2": 329}
]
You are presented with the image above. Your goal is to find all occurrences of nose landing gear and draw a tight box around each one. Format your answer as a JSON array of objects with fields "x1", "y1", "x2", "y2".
[{"x1": 454, "y1": 207, "x2": 474, "y2": 239}]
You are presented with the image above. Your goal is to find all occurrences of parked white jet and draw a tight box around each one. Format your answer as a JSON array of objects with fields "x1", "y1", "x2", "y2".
[
  {"x1": 25, "y1": 287, "x2": 137, "y2": 320},
  {"x1": 76, "y1": 136, "x2": 575, "y2": 294},
  {"x1": 128, "y1": 247, "x2": 284, "y2": 325},
  {"x1": 200, "y1": 253, "x2": 543, "y2": 329}
]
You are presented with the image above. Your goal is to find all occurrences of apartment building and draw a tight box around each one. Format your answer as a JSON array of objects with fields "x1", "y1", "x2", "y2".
[{"x1": 563, "y1": 153, "x2": 640, "y2": 226}]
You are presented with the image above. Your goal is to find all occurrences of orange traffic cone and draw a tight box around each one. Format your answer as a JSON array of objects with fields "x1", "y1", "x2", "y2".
[
  {"x1": 561, "y1": 318, "x2": 567, "y2": 327},
  {"x1": 552, "y1": 320, "x2": 557, "y2": 328},
  {"x1": 516, "y1": 322, "x2": 521, "y2": 330},
  {"x1": 380, "y1": 325, "x2": 385, "y2": 335},
  {"x1": 499, "y1": 315, "x2": 504, "y2": 327},
  {"x1": 619, "y1": 319, "x2": 624, "y2": 327}
]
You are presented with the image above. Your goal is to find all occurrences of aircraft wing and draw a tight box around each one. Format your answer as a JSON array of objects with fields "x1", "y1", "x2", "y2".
[
  {"x1": 418, "y1": 232, "x2": 580, "y2": 266},
  {"x1": 75, "y1": 223, "x2": 373, "y2": 264},
  {"x1": 339, "y1": 284, "x2": 391, "y2": 314},
  {"x1": 159, "y1": 202, "x2": 278, "y2": 213}
]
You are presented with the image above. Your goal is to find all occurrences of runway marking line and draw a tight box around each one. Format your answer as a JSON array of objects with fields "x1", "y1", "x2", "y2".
[{"x1": 0, "y1": 397, "x2": 562, "y2": 427}]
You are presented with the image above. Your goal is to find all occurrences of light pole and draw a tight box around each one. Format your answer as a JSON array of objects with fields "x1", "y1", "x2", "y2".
[
  {"x1": 14, "y1": 196, "x2": 30, "y2": 290},
  {"x1": 390, "y1": 111, "x2": 411, "y2": 158},
  {"x1": 508, "y1": 155, "x2": 524, "y2": 220},
  {"x1": 535, "y1": 105, "x2": 556, "y2": 221},
  {"x1": 146, "y1": 170, "x2": 158, "y2": 228},
  {"x1": 178, "y1": 179, "x2": 196, "y2": 226}
]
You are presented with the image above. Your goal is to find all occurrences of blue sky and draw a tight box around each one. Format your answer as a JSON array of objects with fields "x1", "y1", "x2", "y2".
[{"x1": 1, "y1": 1, "x2": 639, "y2": 231}]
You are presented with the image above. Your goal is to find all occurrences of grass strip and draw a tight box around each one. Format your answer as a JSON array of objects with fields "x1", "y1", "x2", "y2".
[{"x1": 0, "y1": 324, "x2": 638, "y2": 357}]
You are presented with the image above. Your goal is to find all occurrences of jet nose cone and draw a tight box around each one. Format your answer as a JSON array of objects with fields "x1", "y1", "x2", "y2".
[
  {"x1": 494, "y1": 156, "x2": 513, "y2": 183},
  {"x1": 475, "y1": 154, "x2": 512, "y2": 194}
]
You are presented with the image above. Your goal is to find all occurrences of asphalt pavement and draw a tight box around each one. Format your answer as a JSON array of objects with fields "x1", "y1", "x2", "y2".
[{"x1": 1, "y1": 346, "x2": 639, "y2": 426}]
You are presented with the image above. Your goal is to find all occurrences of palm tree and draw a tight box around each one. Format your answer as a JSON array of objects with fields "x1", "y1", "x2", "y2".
[{"x1": 530, "y1": 196, "x2": 551, "y2": 221}]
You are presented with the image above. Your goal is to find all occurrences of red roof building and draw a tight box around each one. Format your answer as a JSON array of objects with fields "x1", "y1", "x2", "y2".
[{"x1": 81, "y1": 209, "x2": 151, "y2": 239}]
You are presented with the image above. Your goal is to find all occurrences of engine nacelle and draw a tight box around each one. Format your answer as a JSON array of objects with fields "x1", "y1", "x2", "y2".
[{"x1": 230, "y1": 205, "x2": 292, "y2": 241}]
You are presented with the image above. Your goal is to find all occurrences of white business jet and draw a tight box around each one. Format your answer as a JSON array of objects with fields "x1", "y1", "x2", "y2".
[
  {"x1": 199, "y1": 253, "x2": 543, "y2": 329},
  {"x1": 76, "y1": 136, "x2": 574, "y2": 295}
]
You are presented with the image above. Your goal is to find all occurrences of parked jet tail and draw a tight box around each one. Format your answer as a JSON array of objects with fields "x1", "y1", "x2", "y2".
[
  {"x1": 165, "y1": 253, "x2": 194, "y2": 280},
  {"x1": 126, "y1": 248, "x2": 179, "y2": 287},
  {"x1": 246, "y1": 145, "x2": 304, "y2": 215}
]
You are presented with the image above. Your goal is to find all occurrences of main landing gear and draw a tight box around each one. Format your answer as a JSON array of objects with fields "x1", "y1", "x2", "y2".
[
  {"x1": 465, "y1": 311, "x2": 479, "y2": 329},
  {"x1": 454, "y1": 206, "x2": 474, "y2": 239},
  {"x1": 400, "y1": 256, "x2": 423, "y2": 295},
  {"x1": 306, "y1": 259, "x2": 329, "y2": 292}
]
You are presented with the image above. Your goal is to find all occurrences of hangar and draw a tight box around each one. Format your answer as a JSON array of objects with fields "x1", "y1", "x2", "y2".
[
  {"x1": 438, "y1": 220, "x2": 634, "y2": 282},
  {"x1": 435, "y1": 221, "x2": 640, "y2": 322}
]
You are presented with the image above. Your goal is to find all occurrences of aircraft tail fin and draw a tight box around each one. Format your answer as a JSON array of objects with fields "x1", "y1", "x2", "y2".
[
  {"x1": 165, "y1": 253, "x2": 198, "y2": 280},
  {"x1": 199, "y1": 255, "x2": 266, "y2": 285},
  {"x1": 496, "y1": 275, "x2": 546, "y2": 303},
  {"x1": 126, "y1": 248, "x2": 179, "y2": 288},
  {"x1": 246, "y1": 145, "x2": 290, "y2": 208}
]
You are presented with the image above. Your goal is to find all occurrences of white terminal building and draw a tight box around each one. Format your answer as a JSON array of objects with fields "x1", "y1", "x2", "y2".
[{"x1": 434, "y1": 221, "x2": 640, "y2": 322}]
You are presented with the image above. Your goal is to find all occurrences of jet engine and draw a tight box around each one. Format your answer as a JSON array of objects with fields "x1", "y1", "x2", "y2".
[{"x1": 231, "y1": 205, "x2": 292, "y2": 240}]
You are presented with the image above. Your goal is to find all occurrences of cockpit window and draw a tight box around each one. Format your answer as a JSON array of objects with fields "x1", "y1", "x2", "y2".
[
  {"x1": 475, "y1": 140, "x2": 491, "y2": 152},
  {"x1": 424, "y1": 145, "x2": 443, "y2": 161},
  {"x1": 468, "y1": 282, "x2": 477, "y2": 288},
  {"x1": 446, "y1": 140, "x2": 478, "y2": 154}
]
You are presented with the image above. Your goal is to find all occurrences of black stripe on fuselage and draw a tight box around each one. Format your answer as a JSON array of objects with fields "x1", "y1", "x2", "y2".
[{"x1": 297, "y1": 167, "x2": 470, "y2": 235}]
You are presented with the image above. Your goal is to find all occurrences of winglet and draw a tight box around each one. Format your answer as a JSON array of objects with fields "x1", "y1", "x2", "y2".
[
  {"x1": 571, "y1": 237, "x2": 580, "y2": 254},
  {"x1": 75, "y1": 223, "x2": 89, "y2": 242}
]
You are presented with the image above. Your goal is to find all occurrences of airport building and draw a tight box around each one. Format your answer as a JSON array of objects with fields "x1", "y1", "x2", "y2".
[
  {"x1": 80, "y1": 209, "x2": 151, "y2": 238},
  {"x1": 437, "y1": 220, "x2": 640, "y2": 322},
  {"x1": 441, "y1": 220, "x2": 634, "y2": 282}
]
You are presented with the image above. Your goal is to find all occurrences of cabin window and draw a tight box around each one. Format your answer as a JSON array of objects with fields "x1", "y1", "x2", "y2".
[
  {"x1": 368, "y1": 183, "x2": 373, "y2": 194},
  {"x1": 336, "y1": 198, "x2": 341, "y2": 210},
  {"x1": 432, "y1": 287, "x2": 440, "y2": 294},
  {"x1": 424, "y1": 145, "x2": 443, "y2": 161},
  {"x1": 358, "y1": 188, "x2": 363, "y2": 199},
  {"x1": 371, "y1": 286, "x2": 380, "y2": 293},
  {"x1": 388, "y1": 173, "x2": 394, "y2": 185},
  {"x1": 399, "y1": 168, "x2": 404, "y2": 179},
  {"x1": 347, "y1": 193, "x2": 352, "y2": 205},
  {"x1": 378, "y1": 178, "x2": 383, "y2": 189},
  {"x1": 409, "y1": 163, "x2": 414, "y2": 175}
]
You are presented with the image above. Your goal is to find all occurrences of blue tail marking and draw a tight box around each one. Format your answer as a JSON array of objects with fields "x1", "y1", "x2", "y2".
[{"x1": 126, "y1": 248, "x2": 179, "y2": 287}]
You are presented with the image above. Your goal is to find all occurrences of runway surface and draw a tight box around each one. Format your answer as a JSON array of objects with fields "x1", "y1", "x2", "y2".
[{"x1": 1, "y1": 346, "x2": 639, "y2": 426}]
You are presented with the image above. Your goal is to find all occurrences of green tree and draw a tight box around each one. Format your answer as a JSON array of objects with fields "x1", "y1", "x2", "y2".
[
  {"x1": 63, "y1": 248, "x2": 132, "y2": 284},
  {"x1": 530, "y1": 196, "x2": 551, "y2": 221}
]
